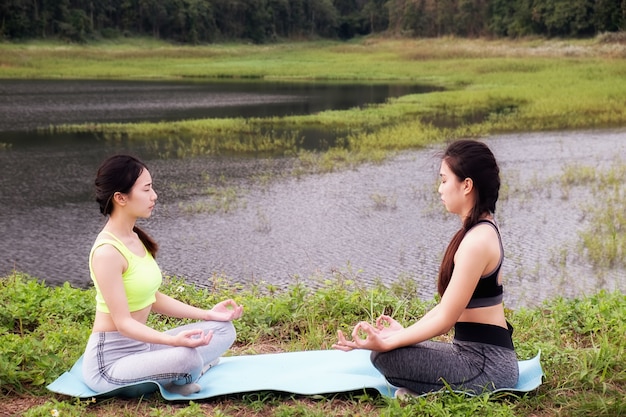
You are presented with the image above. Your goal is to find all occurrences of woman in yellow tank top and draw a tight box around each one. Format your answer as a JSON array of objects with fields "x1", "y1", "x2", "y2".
[{"x1": 81, "y1": 154, "x2": 243, "y2": 396}]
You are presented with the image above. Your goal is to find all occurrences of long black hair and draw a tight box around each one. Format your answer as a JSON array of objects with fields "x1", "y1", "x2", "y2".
[{"x1": 437, "y1": 140, "x2": 500, "y2": 296}]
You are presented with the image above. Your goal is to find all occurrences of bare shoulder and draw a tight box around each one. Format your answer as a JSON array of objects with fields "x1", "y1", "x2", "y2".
[
  {"x1": 457, "y1": 222, "x2": 500, "y2": 258},
  {"x1": 93, "y1": 240, "x2": 119, "y2": 255},
  {"x1": 468, "y1": 221, "x2": 499, "y2": 238},
  {"x1": 92, "y1": 242, "x2": 126, "y2": 267}
]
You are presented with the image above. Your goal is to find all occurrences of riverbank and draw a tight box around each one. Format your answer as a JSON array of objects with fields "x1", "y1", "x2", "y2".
[
  {"x1": 2, "y1": 37, "x2": 625, "y2": 416},
  {"x1": 2, "y1": 36, "x2": 626, "y2": 163},
  {"x1": 1, "y1": 38, "x2": 625, "y2": 294},
  {"x1": 1, "y1": 272, "x2": 624, "y2": 416}
]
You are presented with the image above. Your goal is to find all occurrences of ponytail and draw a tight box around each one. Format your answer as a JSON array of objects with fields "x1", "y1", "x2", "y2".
[
  {"x1": 134, "y1": 226, "x2": 158, "y2": 258},
  {"x1": 437, "y1": 211, "x2": 483, "y2": 296}
]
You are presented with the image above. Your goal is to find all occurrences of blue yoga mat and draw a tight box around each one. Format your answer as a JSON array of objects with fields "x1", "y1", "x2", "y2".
[{"x1": 47, "y1": 349, "x2": 543, "y2": 401}]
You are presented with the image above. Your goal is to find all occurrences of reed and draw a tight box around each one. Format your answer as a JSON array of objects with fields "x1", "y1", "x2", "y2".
[
  {"x1": 3, "y1": 37, "x2": 626, "y2": 167},
  {"x1": 561, "y1": 160, "x2": 626, "y2": 269}
]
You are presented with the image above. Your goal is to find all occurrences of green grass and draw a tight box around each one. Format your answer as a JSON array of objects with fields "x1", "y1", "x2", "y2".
[
  {"x1": 2, "y1": 36, "x2": 626, "y2": 416},
  {"x1": 2, "y1": 37, "x2": 626, "y2": 165},
  {"x1": 1, "y1": 270, "x2": 625, "y2": 416}
]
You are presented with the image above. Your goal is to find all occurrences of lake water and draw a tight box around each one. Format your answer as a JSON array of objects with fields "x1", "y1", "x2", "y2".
[
  {"x1": 0, "y1": 80, "x2": 624, "y2": 309},
  {"x1": 0, "y1": 79, "x2": 436, "y2": 132}
]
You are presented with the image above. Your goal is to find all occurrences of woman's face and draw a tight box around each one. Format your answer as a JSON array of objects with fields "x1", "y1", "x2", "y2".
[
  {"x1": 438, "y1": 160, "x2": 466, "y2": 216},
  {"x1": 125, "y1": 168, "x2": 158, "y2": 218}
]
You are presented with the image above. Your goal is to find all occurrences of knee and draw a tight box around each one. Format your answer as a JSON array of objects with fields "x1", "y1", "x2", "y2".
[
  {"x1": 370, "y1": 350, "x2": 384, "y2": 367},
  {"x1": 176, "y1": 347, "x2": 204, "y2": 369},
  {"x1": 167, "y1": 347, "x2": 203, "y2": 382},
  {"x1": 213, "y1": 321, "x2": 237, "y2": 345},
  {"x1": 370, "y1": 350, "x2": 396, "y2": 374}
]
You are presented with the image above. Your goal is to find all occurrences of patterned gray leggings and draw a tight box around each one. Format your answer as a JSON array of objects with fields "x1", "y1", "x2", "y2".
[
  {"x1": 371, "y1": 338, "x2": 518, "y2": 394},
  {"x1": 82, "y1": 320, "x2": 236, "y2": 393}
]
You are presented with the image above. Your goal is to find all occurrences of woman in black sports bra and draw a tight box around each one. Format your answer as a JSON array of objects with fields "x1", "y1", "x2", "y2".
[{"x1": 333, "y1": 139, "x2": 518, "y2": 396}]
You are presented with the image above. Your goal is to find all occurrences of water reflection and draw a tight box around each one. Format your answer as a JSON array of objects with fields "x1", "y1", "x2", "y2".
[{"x1": 0, "y1": 79, "x2": 437, "y2": 133}]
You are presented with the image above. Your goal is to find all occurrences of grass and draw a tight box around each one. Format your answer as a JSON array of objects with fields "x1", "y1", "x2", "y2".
[
  {"x1": 560, "y1": 160, "x2": 626, "y2": 269},
  {"x1": 500, "y1": 157, "x2": 626, "y2": 273},
  {"x1": 1, "y1": 270, "x2": 625, "y2": 416},
  {"x1": 2, "y1": 154, "x2": 625, "y2": 415},
  {"x1": 2, "y1": 35, "x2": 626, "y2": 415},
  {"x1": 2, "y1": 36, "x2": 626, "y2": 166}
]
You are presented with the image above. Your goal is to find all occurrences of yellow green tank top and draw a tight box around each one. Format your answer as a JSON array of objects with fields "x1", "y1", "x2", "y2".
[{"x1": 89, "y1": 231, "x2": 162, "y2": 313}]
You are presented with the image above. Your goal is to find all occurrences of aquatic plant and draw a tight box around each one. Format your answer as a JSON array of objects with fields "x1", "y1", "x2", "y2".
[
  {"x1": 3, "y1": 38, "x2": 626, "y2": 171},
  {"x1": 566, "y1": 161, "x2": 626, "y2": 269}
]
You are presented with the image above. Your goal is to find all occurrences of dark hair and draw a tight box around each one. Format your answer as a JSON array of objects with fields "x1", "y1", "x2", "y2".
[
  {"x1": 437, "y1": 140, "x2": 500, "y2": 296},
  {"x1": 95, "y1": 154, "x2": 158, "y2": 257}
]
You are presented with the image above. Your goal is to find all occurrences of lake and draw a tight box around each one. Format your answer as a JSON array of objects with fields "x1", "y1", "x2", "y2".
[
  {"x1": 0, "y1": 79, "x2": 624, "y2": 309},
  {"x1": 0, "y1": 79, "x2": 436, "y2": 132}
]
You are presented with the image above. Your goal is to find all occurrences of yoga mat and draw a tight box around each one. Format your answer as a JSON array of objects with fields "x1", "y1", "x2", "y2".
[{"x1": 47, "y1": 349, "x2": 543, "y2": 401}]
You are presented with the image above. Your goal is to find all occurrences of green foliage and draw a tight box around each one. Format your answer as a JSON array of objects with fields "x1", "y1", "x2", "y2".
[
  {"x1": 22, "y1": 398, "x2": 97, "y2": 417},
  {"x1": 379, "y1": 390, "x2": 518, "y2": 417},
  {"x1": 0, "y1": 273, "x2": 49, "y2": 335},
  {"x1": 0, "y1": 0, "x2": 341, "y2": 43},
  {"x1": 1, "y1": 271, "x2": 625, "y2": 415},
  {"x1": 0, "y1": 273, "x2": 93, "y2": 394},
  {"x1": 156, "y1": 267, "x2": 429, "y2": 351},
  {"x1": 509, "y1": 290, "x2": 626, "y2": 416},
  {"x1": 2, "y1": 0, "x2": 624, "y2": 42}
]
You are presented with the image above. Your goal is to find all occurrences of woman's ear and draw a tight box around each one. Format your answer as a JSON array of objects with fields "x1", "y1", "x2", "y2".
[
  {"x1": 463, "y1": 178, "x2": 474, "y2": 195},
  {"x1": 113, "y1": 191, "x2": 127, "y2": 206}
]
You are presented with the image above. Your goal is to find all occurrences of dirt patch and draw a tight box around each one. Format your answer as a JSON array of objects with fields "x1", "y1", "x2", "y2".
[{"x1": 0, "y1": 396, "x2": 48, "y2": 417}]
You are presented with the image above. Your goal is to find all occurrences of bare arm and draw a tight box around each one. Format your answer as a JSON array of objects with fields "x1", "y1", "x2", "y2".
[
  {"x1": 334, "y1": 225, "x2": 496, "y2": 352},
  {"x1": 92, "y1": 244, "x2": 211, "y2": 348},
  {"x1": 152, "y1": 292, "x2": 243, "y2": 322}
]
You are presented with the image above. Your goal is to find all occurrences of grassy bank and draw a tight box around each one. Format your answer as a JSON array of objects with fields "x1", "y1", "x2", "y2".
[
  {"x1": 2, "y1": 37, "x2": 626, "y2": 165},
  {"x1": 1, "y1": 271, "x2": 624, "y2": 416},
  {"x1": 2, "y1": 36, "x2": 626, "y2": 416}
]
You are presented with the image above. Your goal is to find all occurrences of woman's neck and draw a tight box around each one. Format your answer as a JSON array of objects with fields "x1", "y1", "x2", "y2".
[
  {"x1": 103, "y1": 215, "x2": 137, "y2": 239},
  {"x1": 460, "y1": 211, "x2": 492, "y2": 224}
]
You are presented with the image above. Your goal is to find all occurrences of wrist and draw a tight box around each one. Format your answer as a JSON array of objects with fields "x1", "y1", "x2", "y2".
[
  {"x1": 165, "y1": 333, "x2": 179, "y2": 346},
  {"x1": 203, "y1": 309, "x2": 214, "y2": 321},
  {"x1": 381, "y1": 336, "x2": 396, "y2": 352}
]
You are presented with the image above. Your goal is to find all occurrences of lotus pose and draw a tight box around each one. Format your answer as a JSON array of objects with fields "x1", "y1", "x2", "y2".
[
  {"x1": 82, "y1": 154, "x2": 243, "y2": 396},
  {"x1": 333, "y1": 140, "x2": 518, "y2": 395}
]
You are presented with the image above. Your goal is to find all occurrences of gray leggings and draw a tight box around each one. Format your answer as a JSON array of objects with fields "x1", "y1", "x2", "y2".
[
  {"x1": 371, "y1": 337, "x2": 518, "y2": 394},
  {"x1": 82, "y1": 320, "x2": 236, "y2": 392}
]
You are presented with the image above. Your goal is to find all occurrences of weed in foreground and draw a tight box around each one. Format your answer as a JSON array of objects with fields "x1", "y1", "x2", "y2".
[{"x1": 1, "y1": 271, "x2": 625, "y2": 416}]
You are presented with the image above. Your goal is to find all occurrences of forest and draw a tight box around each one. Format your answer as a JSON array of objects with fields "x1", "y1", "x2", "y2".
[{"x1": 1, "y1": 0, "x2": 625, "y2": 43}]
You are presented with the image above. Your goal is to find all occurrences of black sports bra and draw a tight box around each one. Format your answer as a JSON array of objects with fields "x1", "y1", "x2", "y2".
[{"x1": 465, "y1": 219, "x2": 504, "y2": 309}]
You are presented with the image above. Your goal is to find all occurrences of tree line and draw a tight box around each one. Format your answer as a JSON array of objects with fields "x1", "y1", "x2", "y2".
[{"x1": 1, "y1": 0, "x2": 625, "y2": 43}]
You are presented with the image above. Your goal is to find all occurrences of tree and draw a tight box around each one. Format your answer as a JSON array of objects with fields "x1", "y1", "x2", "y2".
[
  {"x1": 138, "y1": 0, "x2": 167, "y2": 38},
  {"x1": 593, "y1": 0, "x2": 624, "y2": 32},
  {"x1": 456, "y1": 0, "x2": 488, "y2": 37},
  {"x1": 536, "y1": 0, "x2": 595, "y2": 37},
  {"x1": 310, "y1": 0, "x2": 339, "y2": 37}
]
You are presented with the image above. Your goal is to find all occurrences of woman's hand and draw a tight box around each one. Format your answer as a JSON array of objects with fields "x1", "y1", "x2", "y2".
[
  {"x1": 207, "y1": 299, "x2": 244, "y2": 322},
  {"x1": 173, "y1": 329, "x2": 214, "y2": 348},
  {"x1": 375, "y1": 315, "x2": 404, "y2": 338},
  {"x1": 332, "y1": 321, "x2": 390, "y2": 352}
]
